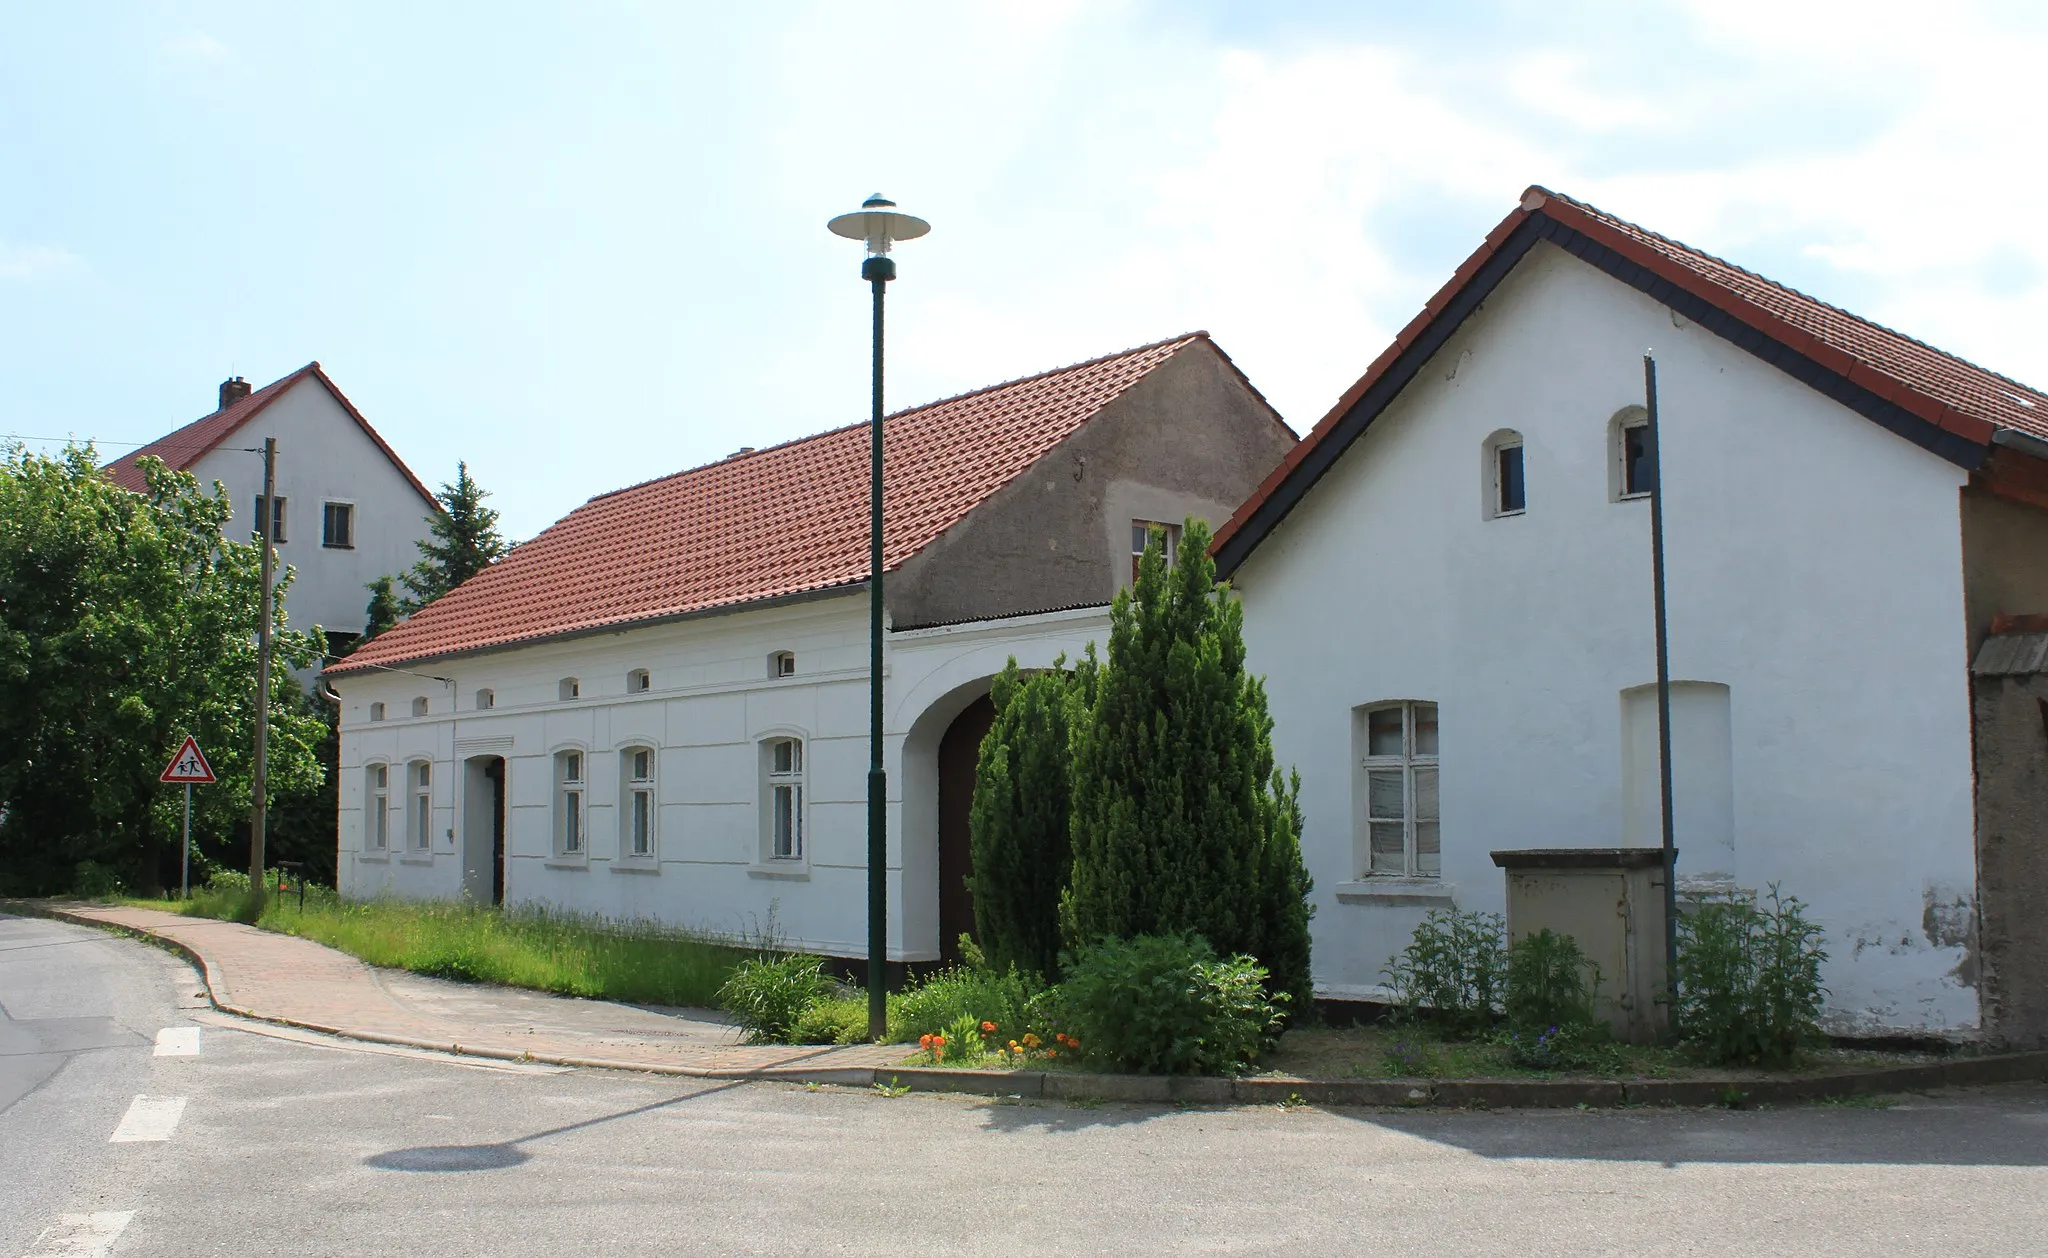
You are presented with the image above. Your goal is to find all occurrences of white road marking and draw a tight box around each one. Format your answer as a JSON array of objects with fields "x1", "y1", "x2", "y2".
[
  {"x1": 21, "y1": 1210, "x2": 135, "y2": 1257},
  {"x1": 190, "y1": 1010, "x2": 568, "y2": 1074},
  {"x1": 153, "y1": 1026, "x2": 200, "y2": 1056},
  {"x1": 109, "y1": 1095, "x2": 186, "y2": 1143}
]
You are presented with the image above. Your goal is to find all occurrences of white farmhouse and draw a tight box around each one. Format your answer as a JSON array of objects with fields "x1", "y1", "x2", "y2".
[
  {"x1": 1214, "y1": 188, "x2": 2048, "y2": 1041},
  {"x1": 324, "y1": 334, "x2": 1294, "y2": 968},
  {"x1": 105, "y1": 365, "x2": 441, "y2": 654}
]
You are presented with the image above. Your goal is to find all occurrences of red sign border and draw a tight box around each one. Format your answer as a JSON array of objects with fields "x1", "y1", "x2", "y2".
[{"x1": 160, "y1": 735, "x2": 217, "y2": 784}]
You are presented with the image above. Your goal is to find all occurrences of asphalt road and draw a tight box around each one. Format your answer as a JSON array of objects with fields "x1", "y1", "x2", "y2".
[{"x1": 6, "y1": 910, "x2": 2048, "y2": 1257}]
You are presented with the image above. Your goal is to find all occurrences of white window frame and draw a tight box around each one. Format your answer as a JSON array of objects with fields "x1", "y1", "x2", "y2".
[
  {"x1": 1130, "y1": 519, "x2": 1181, "y2": 584},
  {"x1": 366, "y1": 764, "x2": 390, "y2": 852},
  {"x1": 619, "y1": 746, "x2": 657, "y2": 862},
  {"x1": 1484, "y1": 429, "x2": 1526, "y2": 519},
  {"x1": 1611, "y1": 406, "x2": 1654, "y2": 501},
  {"x1": 407, "y1": 759, "x2": 433, "y2": 853},
  {"x1": 627, "y1": 668, "x2": 651, "y2": 694},
  {"x1": 554, "y1": 749, "x2": 587, "y2": 859},
  {"x1": 476, "y1": 688, "x2": 494, "y2": 710},
  {"x1": 1357, "y1": 702, "x2": 1439, "y2": 879},
  {"x1": 761, "y1": 737, "x2": 805, "y2": 864},
  {"x1": 321, "y1": 500, "x2": 356, "y2": 549},
  {"x1": 768, "y1": 651, "x2": 796, "y2": 679},
  {"x1": 559, "y1": 677, "x2": 581, "y2": 701}
]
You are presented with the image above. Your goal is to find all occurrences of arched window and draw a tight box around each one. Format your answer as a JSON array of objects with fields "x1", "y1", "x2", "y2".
[
  {"x1": 627, "y1": 668, "x2": 652, "y2": 694},
  {"x1": 365, "y1": 764, "x2": 390, "y2": 852},
  {"x1": 476, "y1": 688, "x2": 495, "y2": 710},
  {"x1": 555, "y1": 750, "x2": 586, "y2": 857},
  {"x1": 1353, "y1": 702, "x2": 1439, "y2": 878},
  {"x1": 559, "y1": 677, "x2": 581, "y2": 701},
  {"x1": 760, "y1": 737, "x2": 805, "y2": 861},
  {"x1": 1609, "y1": 406, "x2": 1654, "y2": 501},
  {"x1": 411, "y1": 696, "x2": 429, "y2": 717},
  {"x1": 1482, "y1": 429, "x2": 1526, "y2": 518},
  {"x1": 620, "y1": 746, "x2": 657, "y2": 861},
  {"x1": 369, "y1": 701, "x2": 386, "y2": 722},
  {"x1": 768, "y1": 651, "x2": 796, "y2": 679},
  {"x1": 407, "y1": 759, "x2": 433, "y2": 852}
]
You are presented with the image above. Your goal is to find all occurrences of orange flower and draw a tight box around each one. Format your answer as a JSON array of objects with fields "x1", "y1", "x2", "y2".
[
  {"x1": 1047, "y1": 1048, "x2": 1058, "y2": 1058},
  {"x1": 1067, "y1": 1037, "x2": 1080, "y2": 1048},
  {"x1": 932, "y1": 1035, "x2": 946, "y2": 1046},
  {"x1": 981, "y1": 1021, "x2": 997, "y2": 1033},
  {"x1": 919, "y1": 1034, "x2": 933, "y2": 1047}
]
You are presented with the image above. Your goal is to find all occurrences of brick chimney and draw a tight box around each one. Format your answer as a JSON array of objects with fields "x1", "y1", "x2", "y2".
[{"x1": 218, "y1": 376, "x2": 252, "y2": 411}]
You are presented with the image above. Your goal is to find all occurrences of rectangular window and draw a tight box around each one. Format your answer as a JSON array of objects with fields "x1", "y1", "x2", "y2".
[
  {"x1": 1358, "y1": 702, "x2": 1439, "y2": 878},
  {"x1": 368, "y1": 765, "x2": 389, "y2": 851},
  {"x1": 409, "y1": 761, "x2": 431, "y2": 851},
  {"x1": 1131, "y1": 520, "x2": 1181, "y2": 583},
  {"x1": 1496, "y1": 443, "x2": 1526, "y2": 514},
  {"x1": 1623, "y1": 422, "x2": 1656, "y2": 497},
  {"x1": 559, "y1": 751, "x2": 585, "y2": 856},
  {"x1": 766, "y1": 738, "x2": 803, "y2": 860},
  {"x1": 253, "y1": 495, "x2": 288, "y2": 542},
  {"x1": 322, "y1": 502, "x2": 355, "y2": 549},
  {"x1": 624, "y1": 748, "x2": 655, "y2": 859}
]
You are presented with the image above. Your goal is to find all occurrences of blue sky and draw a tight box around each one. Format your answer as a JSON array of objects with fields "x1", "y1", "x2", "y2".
[{"x1": 5, "y1": 1, "x2": 2045, "y2": 540}]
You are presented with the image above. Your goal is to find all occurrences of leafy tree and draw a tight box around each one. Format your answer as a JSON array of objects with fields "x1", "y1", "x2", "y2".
[
  {"x1": 1060, "y1": 518, "x2": 1315, "y2": 1007},
  {"x1": 0, "y1": 445, "x2": 325, "y2": 895},
  {"x1": 402, "y1": 461, "x2": 508, "y2": 609},
  {"x1": 361, "y1": 574, "x2": 403, "y2": 643},
  {"x1": 968, "y1": 658, "x2": 1079, "y2": 979}
]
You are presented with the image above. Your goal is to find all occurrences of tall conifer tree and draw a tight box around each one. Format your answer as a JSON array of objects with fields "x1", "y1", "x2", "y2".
[
  {"x1": 402, "y1": 462, "x2": 509, "y2": 610},
  {"x1": 1061, "y1": 518, "x2": 1314, "y2": 1005},
  {"x1": 968, "y1": 658, "x2": 1078, "y2": 979}
]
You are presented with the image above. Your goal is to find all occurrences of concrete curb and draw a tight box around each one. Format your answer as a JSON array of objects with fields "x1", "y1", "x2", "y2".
[{"x1": 18, "y1": 900, "x2": 2048, "y2": 1107}]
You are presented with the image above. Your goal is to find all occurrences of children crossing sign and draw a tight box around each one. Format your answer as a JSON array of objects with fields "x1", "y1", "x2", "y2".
[{"x1": 160, "y1": 736, "x2": 217, "y2": 784}]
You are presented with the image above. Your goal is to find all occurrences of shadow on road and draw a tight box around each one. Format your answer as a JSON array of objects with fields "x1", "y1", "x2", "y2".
[{"x1": 365, "y1": 1078, "x2": 754, "y2": 1172}]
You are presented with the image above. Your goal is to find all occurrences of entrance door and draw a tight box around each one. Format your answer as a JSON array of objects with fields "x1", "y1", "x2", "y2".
[
  {"x1": 937, "y1": 695, "x2": 998, "y2": 966},
  {"x1": 462, "y1": 756, "x2": 507, "y2": 905}
]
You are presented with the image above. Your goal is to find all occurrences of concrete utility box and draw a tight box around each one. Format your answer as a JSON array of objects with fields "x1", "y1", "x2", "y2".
[{"x1": 1490, "y1": 849, "x2": 1670, "y2": 1045}]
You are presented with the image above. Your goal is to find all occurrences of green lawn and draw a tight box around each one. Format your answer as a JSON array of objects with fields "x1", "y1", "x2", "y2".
[{"x1": 125, "y1": 885, "x2": 751, "y2": 1009}]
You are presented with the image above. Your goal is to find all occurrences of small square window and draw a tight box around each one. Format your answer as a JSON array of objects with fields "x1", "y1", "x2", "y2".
[
  {"x1": 411, "y1": 696, "x2": 428, "y2": 717},
  {"x1": 369, "y1": 702, "x2": 386, "y2": 722},
  {"x1": 1131, "y1": 520, "x2": 1181, "y2": 583},
  {"x1": 559, "y1": 678, "x2": 580, "y2": 701},
  {"x1": 476, "y1": 688, "x2": 494, "y2": 710},
  {"x1": 253, "y1": 495, "x2": 288, "y2": 543},
  {"x1": 769, "y1": 651, "x2": 796, "y2": 679},
  {"x1": 628, "y1": 669, "x2": 651, "y2": 693},
  {"x1": 322, "y1": 502, "x2": 355, "y2": 549}
]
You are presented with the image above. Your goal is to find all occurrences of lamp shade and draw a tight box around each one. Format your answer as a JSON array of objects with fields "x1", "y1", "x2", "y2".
[{"x1": 827, "y1": 194, "x2": 931, "y2": 256}]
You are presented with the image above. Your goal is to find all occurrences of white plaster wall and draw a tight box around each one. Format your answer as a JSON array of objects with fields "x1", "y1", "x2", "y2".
[
  {"x1": 334, "y1": 593, "x2": 1109, "y2": 961},
  {"x1": 187, "y1": 378, "x2": 435, "y2": 638},
  {"x1": 1234, "y1": 242, "x2": 1979, "y2": 1035}
]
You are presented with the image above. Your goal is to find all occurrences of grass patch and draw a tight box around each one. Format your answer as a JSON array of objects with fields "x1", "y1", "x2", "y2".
[{"x1": 124, "y1": 885, "x2": 750, "y2": 1008}]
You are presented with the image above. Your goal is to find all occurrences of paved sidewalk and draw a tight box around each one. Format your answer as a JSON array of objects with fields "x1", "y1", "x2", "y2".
[{"x1": 28, "y1": 902, "x2": 904, "y2": 1079}]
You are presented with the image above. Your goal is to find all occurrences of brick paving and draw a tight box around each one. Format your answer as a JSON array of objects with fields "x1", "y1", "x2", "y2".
[{"x1": 41, "y1": 903, "x2": 904, "y2": 1078}]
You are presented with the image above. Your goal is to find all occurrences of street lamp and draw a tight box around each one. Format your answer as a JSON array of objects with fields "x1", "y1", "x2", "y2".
[{"x1": 828, "y1": 193, "x2": 930, "y2": 1041}]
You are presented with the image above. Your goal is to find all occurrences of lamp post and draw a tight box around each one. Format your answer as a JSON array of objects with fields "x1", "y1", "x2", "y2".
[{"x1": 828, "y1": 194, "x2": 930, "y2": 1040}]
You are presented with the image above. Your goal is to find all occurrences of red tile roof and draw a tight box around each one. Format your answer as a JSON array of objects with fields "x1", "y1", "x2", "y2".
[
  {"x1": 102, "y1": 363, "x2": 438, "y2": 509},
  {"x1": 329, "y1": 333, "x2": 1212, "y2": 675},
  {"x1": 1214, "y1": 186, "x2": 2048, "y2": 568}
]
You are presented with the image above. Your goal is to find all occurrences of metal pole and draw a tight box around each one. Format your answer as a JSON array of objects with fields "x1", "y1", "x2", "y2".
[
  {"x1": 1644, "y1": 354, "x2": 1679, "y2": 1033},
  {"x1": 181, "y1": 782, "x2": 192, "y2": 900},
  {"x1": 864, "y1": 253, "x2": 895, "y2": 1041},
  {"x1": 249, "y1": 436, "x2": 276, "y2": 913}
]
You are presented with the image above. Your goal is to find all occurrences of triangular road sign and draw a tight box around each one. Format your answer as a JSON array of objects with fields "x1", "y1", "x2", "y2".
[{"x1": 160, "y1": 735, "x2": 217, "y2": 784}]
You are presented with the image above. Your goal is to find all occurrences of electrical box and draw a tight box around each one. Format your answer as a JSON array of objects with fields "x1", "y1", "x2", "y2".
[{"x1": 1490, "y1": 848, "x2": 1671, "y2": 1045}]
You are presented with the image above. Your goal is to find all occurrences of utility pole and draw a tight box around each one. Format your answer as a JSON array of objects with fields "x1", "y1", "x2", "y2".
[
  {"x1": 1644, "y1": 354, "x2": 1679, "y2": 1038},
  {"x1": 249, "y1": 436, "x2": 276, "y2": 912}
]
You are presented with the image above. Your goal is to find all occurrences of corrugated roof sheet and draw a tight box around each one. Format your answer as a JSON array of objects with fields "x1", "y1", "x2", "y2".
[{"x1": 329, "y1": 334, "x2": 1207, "y2": 675}]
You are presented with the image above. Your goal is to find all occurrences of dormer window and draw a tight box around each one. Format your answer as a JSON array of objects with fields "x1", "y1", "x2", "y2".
[
  {"x1": 769, "y1": 651, "x2": 796, "y2": 679},
  {"x1": 559, "y1": 677, "x2": 581, "y2": 701},
  {"x1": 627, "y1": 668, "x2": 651, "y2": 693}
]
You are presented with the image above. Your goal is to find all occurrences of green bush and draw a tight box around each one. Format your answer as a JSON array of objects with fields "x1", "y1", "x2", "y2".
[
  {"x1": 1676, "y1": 884, "x2": 1828, "y2": 1067},
  {"x1": 1383, "y1": 909, "x2": 1506, "y2": 1035},
  {"x1": 887, "y1": 962, "x2": 1041, "y2": 1044},
  {"x1": 72, "y1": 861, "x2": 128, "y2": 899},
  {"x1": 1502, "y1": 1021, "x2": 1621, "y2": 1072},
  {"x1": 1057, "y1": 933, "x2": 1283, "y2": 1075},
  {"x1": 970, "y1": 661, "x2": 1078, "y2": 980},
  {"x1": 789, "y1": 992, "x2": 871, "y2": 1045},
  {"x1": 717, "y1": 953, "x2": 831, "y2": 1044},
  {"x1": 1504, "y1": 928, "x2": 1599, "y2": 1034}
]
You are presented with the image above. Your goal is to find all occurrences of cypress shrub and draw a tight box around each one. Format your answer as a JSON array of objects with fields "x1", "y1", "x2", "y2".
[
  {"x1": 1060, "y1": 518, "x2": 1315, "y2": 1007},
  {"x1": 967, "y1": 659, "x2": 1077, "y2": 979}
]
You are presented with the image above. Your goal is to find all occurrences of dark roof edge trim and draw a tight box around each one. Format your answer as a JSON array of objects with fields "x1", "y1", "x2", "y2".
[
  {"x1": 1214, "y1": 211, "x2": 1988, "y2": 579},
  {"x1": 326, "y1": 581, "x2": 867, "y2": 680}
]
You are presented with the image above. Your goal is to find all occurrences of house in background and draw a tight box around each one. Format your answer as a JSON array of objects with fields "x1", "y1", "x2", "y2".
[
  {"x1": 104, "y1": 364, "x2": 441, "y2": 656},
  {"x1": 1214, "y1": 187, "x2": 2048, "y2": 1042},
  {"x1": 323, "y1": 333, "x2": 1294, "y2": 966}
]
